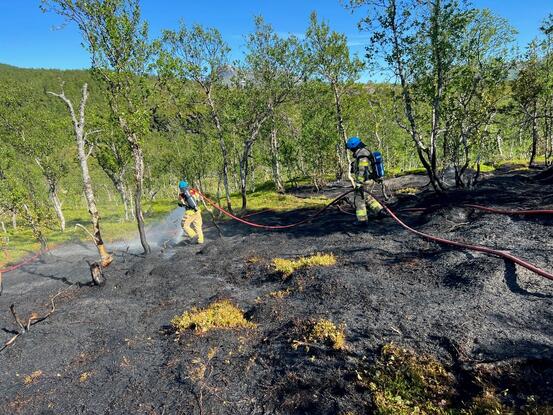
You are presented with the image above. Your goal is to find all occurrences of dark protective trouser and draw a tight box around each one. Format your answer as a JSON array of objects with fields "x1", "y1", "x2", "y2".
[{"x1": 354, "y1": 183, "x2": 383, "y2": 222}]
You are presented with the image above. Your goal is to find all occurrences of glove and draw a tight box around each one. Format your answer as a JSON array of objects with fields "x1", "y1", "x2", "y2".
[{"x1": 177, "y1": 202, "x2": 184, "y2": 208}]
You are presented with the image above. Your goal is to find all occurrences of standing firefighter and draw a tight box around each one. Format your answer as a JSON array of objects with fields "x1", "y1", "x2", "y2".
[
  {"x1": 346, "y1": 137, "x2": 384, "y2": 224},
  {"x1": 178, "y1": 180, "x2": 204, "y2": 244}
]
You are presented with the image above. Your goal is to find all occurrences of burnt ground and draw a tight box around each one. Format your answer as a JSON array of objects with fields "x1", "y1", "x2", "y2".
[{"x1": 0, "y1": 167, "x2": 552, "y2": 415}]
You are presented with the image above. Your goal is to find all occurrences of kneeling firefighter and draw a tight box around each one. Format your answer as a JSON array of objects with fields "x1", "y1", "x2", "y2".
[
  {"x1": 346, "y1": 137, "x2": 385, "y2": 223},
  {"x1": 178, "y1": 180, "x2": 204, "y2": 244}
]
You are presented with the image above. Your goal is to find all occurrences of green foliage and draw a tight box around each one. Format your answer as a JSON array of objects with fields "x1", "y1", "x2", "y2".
[
  {"x1": 41, "y1": 0, "x2": 155, "y2": 135},
  {"x1": 366, "y1": 343, "x2": 455, "y2": 415},
  {"x1": 159, "y1": 23, "x2": 230, "y2": 87},
  {"x1": 305, "y1": 11, "x2": 364, "y2": 85}
]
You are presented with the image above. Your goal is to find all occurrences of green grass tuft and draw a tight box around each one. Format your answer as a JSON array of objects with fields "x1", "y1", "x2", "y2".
[
  {"x1": 171, "y1": 299, "x2": 256, "y2": 334},
  {"x1": 395, "y1": 187, "x2": 419, "y2": 195},
  {"x1": 367, "y1": 343, "x2": 455, "y2": 415},
  {"x1": 272, "y1": 253, "x2": 337, "y2": 277},
  {"x1": 309, "y1": 319, "x2": 346, "y2": 350}
]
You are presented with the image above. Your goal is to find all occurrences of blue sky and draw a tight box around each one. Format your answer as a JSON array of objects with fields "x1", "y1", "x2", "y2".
[{"x1": 0, "y1": 0, "x2": 550, "y2": 77}]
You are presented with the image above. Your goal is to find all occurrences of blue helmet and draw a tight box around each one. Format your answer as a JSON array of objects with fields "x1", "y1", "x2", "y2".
[
  {"x1": 178, "y1": 180, "x2": 188, "y2": 191},
  {"x1": 346, "y1": 136, "x2": 362, "y2": 150}
]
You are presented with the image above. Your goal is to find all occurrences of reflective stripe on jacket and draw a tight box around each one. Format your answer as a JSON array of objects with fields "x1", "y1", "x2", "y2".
[{"x1": 353, "y1": 147, "x2": 374, "y2": 184}]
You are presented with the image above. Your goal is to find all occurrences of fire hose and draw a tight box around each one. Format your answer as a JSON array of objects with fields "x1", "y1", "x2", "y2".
[
  {"x1": 198, "y1": 189, "x2": 553, "y2": 282},
  {"x1": 369, "y1": 194, "x2": 553, "y2": 281},
  {"x1": 401, "y1": 205, "x2": 553, "y2": 216},
  {"x1": 197, "y1": 189, "x2": 354, "y2": 230},
  {"x1": 2, "y1": 190, "x2": 552, "y2": 282},
  {"x1": 0, "y1": 247, "x2": 51, "y2": 275},
  {"x1": 463, "y1": 204, "x2": 553, "y2": 216}
]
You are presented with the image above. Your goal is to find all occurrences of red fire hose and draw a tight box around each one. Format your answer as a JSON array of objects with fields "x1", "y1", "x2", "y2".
[
  {"x1": 2, "y1": 190, "x2": 552, "y2": 283},
  {"x1": 464, "y1": 204, "x2": 553, "y2": 216},
  {"x1": 200, "y1": 189, "x2": 553, "y2": 282},
  {"x1": 197, "y1": 189, "x2": 354, "y2": 230},
  {"x1": 0, "y1": 247, "x2": 51, "y2": 275},
  {"x1": 369, "y1": 194, "x2": 553, "y2": 281},
  {"x1": 400, "y1": 205, "x2": 553, "y2": 215}
]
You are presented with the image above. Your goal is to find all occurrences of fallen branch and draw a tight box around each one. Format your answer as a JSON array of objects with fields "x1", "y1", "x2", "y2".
[
  {"x1": 0, "y1": 286, "x2": 75, "y2": 353},
  {"x1": 10, "y1": 304, "x2": 26, "y2": 333}
]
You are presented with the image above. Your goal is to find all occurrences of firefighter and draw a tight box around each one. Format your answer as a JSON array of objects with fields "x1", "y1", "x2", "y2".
[
  {"x1": 345, "y1": 137, "x2": 384, "y2": 224},
  {"x1": 178, "y1": 180, "x2": 204, "y2": 244}
]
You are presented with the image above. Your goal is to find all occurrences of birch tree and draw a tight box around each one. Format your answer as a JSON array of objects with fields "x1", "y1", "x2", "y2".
[
  {"x1": 348, "y1": 0, "x2": 487, "y2": 192},
  {"x1": 47, "y1": 83, "x2": 113, "y2": 267},
  {"x1": 95, "y1": 130, "x2": 133, "y2": 221},
  {"x1": 305, "y1": 11, "x2": 363, "y2": 183},
  {"x1": 232, "y1": 17, "x2": 306, "y2": 209},
  {"x1": 159, "y1": 24, "x2": 234, "y2": 211},
  {"x1": 41, "y1": 0, "x2": 154, "y2": 254}
]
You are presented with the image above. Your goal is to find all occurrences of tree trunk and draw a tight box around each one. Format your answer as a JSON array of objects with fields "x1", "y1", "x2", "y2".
[
  {"x1": 206, "y1": 90, "x2": 233, "y2": 212},
  {"x1": 529, "y1": 107, "x2": 539, "y2": 167},
  {"x1": 11, "y1": 212, "x2": 16, "y2": 230},
  {"x1": 269, "y1": 123, "x2": 285, "y2": 193},
  {"x1": 332, "y1": 83, "x2": 355, "y2": 186},
  {"x1": 239, "y1": 113, "x2": 271, "y2": 211},
  {"x1": 239, "y1": 141, "x2": 252, "y2": 211},
  {"x1": 49, "y1": 185, "x2": 65, "y2": 232},
  {"x1": 429, "y1": 0, "x2": 443, "y2": 184},
  {"x1": 22, "y1": 204, "x2": 47, "y2": 250},
  {"x1": 103, "y1": 167, "x2": 131, "y2": 221},
  {"x1": 389, "y1": 0, "x2": 444, "y2": 193},
  {"x1": 130, "y1": 141, "x2": 151, "y2": 254},
  {"x1": 129, "y1": 188, "x2": 135, "y2": 220},
  {"x1": 496, "y1": 134, "x2": 504, "y2": 157},
  {"x1": 48, "y1": 83, "x2": 112, "y2": 267},
  {"x1": 34, "y1": 158, "x2": 65, "y2": 232},
  {"x1": 116, "y1": 180, "x2": 132, "y2": 221}
]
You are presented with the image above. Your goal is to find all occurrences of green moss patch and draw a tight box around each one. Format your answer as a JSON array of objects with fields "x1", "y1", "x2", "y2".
[
  {"x1": 366, "y1": 344, "x2": 455, "y2": 414},
  {"x1": 171, "y1": 299, "x2": 256, "y2": 334},
  {"x1": 272, "y1": 253, "x2": 337, "y2": 277}
]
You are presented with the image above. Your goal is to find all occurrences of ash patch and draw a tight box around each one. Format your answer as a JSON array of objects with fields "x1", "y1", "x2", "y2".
[{"x1": 1, "y1": 169, "x2": 552, "y2": 414}]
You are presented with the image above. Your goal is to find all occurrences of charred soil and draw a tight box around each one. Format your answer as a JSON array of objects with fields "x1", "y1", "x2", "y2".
[{"x1": 1, "y1": 168, "x2": 552, "y2": 414}]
